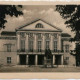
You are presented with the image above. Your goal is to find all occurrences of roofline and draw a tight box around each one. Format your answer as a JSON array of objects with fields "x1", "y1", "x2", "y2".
[
  {"x1": 16, "y1": 29, "x2": 62, "y2": 32},
  {"x1": 16, "y1": 19, "x2": 62, "y2": 32}
]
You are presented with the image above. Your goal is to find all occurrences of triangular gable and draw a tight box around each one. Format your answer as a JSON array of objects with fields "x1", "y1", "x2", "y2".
[{"x1": 16, "y1": 19, "x2": 62, "y2": 32}]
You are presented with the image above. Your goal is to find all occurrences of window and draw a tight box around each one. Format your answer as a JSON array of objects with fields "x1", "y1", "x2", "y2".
[
  {"x1": 65, "y1": 45, "x2": 69, "y2": 52},
  {"x1": 38, "y1": 41, "x2": 42, "y2": 52},
  {"x1": 37, "y1": 33, "x2": 41, "y2": 39},
  {"x1": 66, "y1": 57, "x2": 69, "y2": 60},
  {"x1": 7, "y1": 44, "x2": 11, "y2": 52},
  {"x1": 29, "y1": 40, "x2": 33, "y2": 52},
  {"x1": 54, "y1": 34, "x2": 57, "y2": 39},
  {"x1": 7, "y1": 57, "x2": 11, "y2": 63},
  {"x1": 20, "y1": 33, "x2": 25, "y2": 38},
  {"x1": 35, "y1": 23, "x2": 43, "y2": 28},
  {"x1": 21, "y1": 40, "x2": 25, "y2": 51},
  {"x1": 29, "y1": 33, "x2": 33, "y2": 38},
  {"x1": 54, "y1": 40, "x2": 57, "y2": 52},
  {"x1": 45, "y1": 33, "x2": 49, "y2": 39},
  {"x1": 46, "y1": 41, "x2": 50, "y2": 50}
]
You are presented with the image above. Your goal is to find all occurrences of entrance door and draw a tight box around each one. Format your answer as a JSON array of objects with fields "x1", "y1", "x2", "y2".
[
  {"x1": 20, "y1": 55, "x2": 26, "y2": 65},
  {"x1": 55, "y1": 55, "x2": 61, "y2": 65},
  {"x1": 38, "y1": 55, "x2": 44, "y2": 65},
  {"x1": 28, "y1": 55, "x2": 35, "y2": 65}
]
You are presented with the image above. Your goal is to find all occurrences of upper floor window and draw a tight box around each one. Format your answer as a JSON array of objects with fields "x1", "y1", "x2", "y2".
[
  {"x1": 65, "y1": 45, "x2": 69, "y2": 52},
  {"x1": 29, "y1": 33, "x2": 33, "y2": 38},
  {"x1": 20, "y1": 33, "x2": 25, "y2": 38},
  {"x1": 38, "y1": 41, "x2": 42, "y2": 52},
  {"x1": 46, "y1": 41, "x2": 50, "y2": 50},
  {"x1": 37, "y1": 33, "x2": 42, "y2": 39},
  {"x1": 29, "y1": 40, "x2": 33, "y2": 52},
  {"x1": 35, "y1": 23, "x2": 43, "y2": 28},
  {"x1": 7, "y1": 44, "x2": 11, "y2": 52},
  {"x1": 54, "y1": 33, "x2": 58, "y2": 39},
  {"x1": 54, "y1": 40, "x2": 57, "y2": 52},
  {"x1": 45, "y1": 33, "x2": 49, "y2": 39},
  {"x1": 21, "y1": 40, "x2": 25, "y2": 51}
]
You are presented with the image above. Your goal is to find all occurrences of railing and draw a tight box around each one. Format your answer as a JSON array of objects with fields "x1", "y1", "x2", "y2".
[{"x1": 17, "y1": 49, "x2": 65, "y2": 53}]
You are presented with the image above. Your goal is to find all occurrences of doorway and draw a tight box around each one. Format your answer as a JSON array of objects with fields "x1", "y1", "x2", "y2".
[
  {"x1": 55, "y1": 55, "x2": 61, "y2": 65},
  {"x1": 28, "y1": 55, "x2": 35, "y2": 65},
  {"x1": 38, "y1": 55, "x2": 44, "y2": 65},
  {"x1": 20, "y1": 55, "x2": 26, "y2": 65}
]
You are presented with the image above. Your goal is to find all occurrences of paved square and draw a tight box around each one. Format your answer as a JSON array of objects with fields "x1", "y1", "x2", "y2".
[{"x1": 0, "y1": 66, "x2": 80, "y2": 72}]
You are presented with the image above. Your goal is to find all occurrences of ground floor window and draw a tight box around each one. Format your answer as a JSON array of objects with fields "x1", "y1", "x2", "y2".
[{"x1": 7, "y1": 57, "x2": 11, "y2": 63}]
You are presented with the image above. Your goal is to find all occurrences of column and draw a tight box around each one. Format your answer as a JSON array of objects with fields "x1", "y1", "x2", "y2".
[
  {"x1": 35, "y1": 55, "x2": 38, "y2": 65},
  {"x1": 50, "y1": 34, "x2": 53, "y2": 50},
  {"x1": 58, "y1": 33, "x2": 61, "y2": 51},
  {"x1": 53, "y1": 55, "x2": 55, "y2": 65},
  {"x1": 17, "y1": 32, "x2": 20, "y2": 50},
  {"x1": 26, "y1": 55, "x2": 29, "y2": 65},
  {"x1": 34, "y1": 33, "x2": 37, "y2": 52},
  {"x1": 42, "y1": 33, "x2": 45, "y2": 51},
  {"x1": 61, "y1": 55, "x2": 64, "y2": 65},
  {"x1": 17, "y1": 55, "x2": 19, "y2": 65},
  {"x1": 25, "y1": 33, "x2": 29, "y2": 52}
]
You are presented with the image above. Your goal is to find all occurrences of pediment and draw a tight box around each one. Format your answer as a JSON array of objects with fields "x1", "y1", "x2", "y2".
[{"x1": 16, "y1": 19, "x2": 62, "y2": 32}]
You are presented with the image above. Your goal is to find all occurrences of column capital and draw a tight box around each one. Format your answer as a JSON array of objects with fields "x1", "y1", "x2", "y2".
[
  {"x1": 26, "y1": 33, "x2": 29, "y2": 35},
  {"x1": 17, "y1": 32, "x2": 20, "y2": 35},
  {"x1": 50, "y1": 33, "x2": 54, "y2": 36},
  {"x1": 42, "y1": 33, "x2": 45, "y2": 36},
  {"x1": 34, "y1": 33, "x2": 37, "y2": 35}
]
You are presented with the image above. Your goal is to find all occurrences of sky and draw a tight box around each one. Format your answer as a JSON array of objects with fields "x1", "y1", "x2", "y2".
[{"x1": 1, "y1": 5, "x2": 75, "y2": 37}]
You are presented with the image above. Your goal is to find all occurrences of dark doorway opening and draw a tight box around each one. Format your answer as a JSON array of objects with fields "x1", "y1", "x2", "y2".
[
  {"x1": 55, "y1": 55, "x2": 61, "y2": 65},
  {"x1": 38, "y1": 55, "x2": 44, "y2": 65},
  {"x1": 20, "y1": 55, "x2": 26, "y2": 65},
  {"x1": 29, "y1": 55, "x2": 35, "y2": 65}
]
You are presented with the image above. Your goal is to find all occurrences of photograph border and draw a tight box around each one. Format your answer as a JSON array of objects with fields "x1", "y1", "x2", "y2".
[{"x1": 0, "y1": 1, "x2": 80, "y2": 79}]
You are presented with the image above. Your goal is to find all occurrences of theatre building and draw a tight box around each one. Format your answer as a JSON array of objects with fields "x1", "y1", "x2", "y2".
[{"x1": 0, "y1": 19, "x2": 76, "y2": 67}]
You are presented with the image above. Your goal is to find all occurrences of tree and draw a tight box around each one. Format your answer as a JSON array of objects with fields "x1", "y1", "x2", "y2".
[
  {"x1": 56, "y1": 5, "x2": 80, "y2": 66},
  {"x1": 0, "y1": 5, "x2": 23, "y2": 29}
]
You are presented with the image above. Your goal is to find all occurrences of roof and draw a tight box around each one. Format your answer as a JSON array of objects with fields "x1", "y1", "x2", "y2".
[
  {"x1": 16, "y1": 19, "x2": 62, "y2": 32},
  {"x1": 61, "y1": 33, "x2": 71, "y2": 37},
  {"x1": 1, "y1": 31, "x2": 16, "y2": 36}
]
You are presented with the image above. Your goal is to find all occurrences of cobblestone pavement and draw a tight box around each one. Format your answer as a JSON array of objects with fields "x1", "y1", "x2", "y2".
[{"x1": 0, "y1": 66, "x2": 80, "y2": 72}]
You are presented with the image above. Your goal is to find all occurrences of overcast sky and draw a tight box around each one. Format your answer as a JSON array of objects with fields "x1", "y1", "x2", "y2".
[{"x1": 2, "y1": 5, "x2": 74, "y2": 37}]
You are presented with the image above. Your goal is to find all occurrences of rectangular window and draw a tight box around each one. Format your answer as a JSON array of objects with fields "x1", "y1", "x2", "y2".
[
  {"x1": 37, "y1": 33, "x2": 41, "y2": 39},
  {"x1": 20, "y1": 33, "x2": 25, "y2": 38},
  {"x1": 21, "y1": 40, "x2": 25, "y2": 51},
  {"x1": 54, "y1": 34, "x2": 57, "y2": 39},
  {"x1": 38, "y1": 41, "x2": 42, "y2": 52},
  {"x1": 54, "y1": 41, "x2": 57, "y2": 52},
  {"x1": 66, "y1": 57, "x2": 69, "y2": 60},
  {"x1": 65, "y1": 45, "x2": 69, "y2": 52},
  {"x1": 29, "y1": 40, "x2": 33, "y2": 52},
  {"x1": 45, "y1": 33, "x2": 49, "y2": 39},
  {"x1": 29, "y1": 33, "x2": 33, "y2": 38},
  {"x1": 7, "y1": 57, "x2": 11, "y2": 63},
  {"x1": 7, "y1": 44, "x2": 11, "y2": 52},
  {"x1": 46, "y1": 41, "x2": 50, "y2": 50}
]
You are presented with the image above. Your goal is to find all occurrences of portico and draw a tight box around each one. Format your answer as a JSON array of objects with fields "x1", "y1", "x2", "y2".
[{"x1": 16, "y1": 19, "x2": 64, "y2": 66}]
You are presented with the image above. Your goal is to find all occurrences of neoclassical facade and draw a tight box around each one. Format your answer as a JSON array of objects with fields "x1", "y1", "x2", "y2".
[{"x1": 0, "y1": 19, "x2": 76, "y2": 67}]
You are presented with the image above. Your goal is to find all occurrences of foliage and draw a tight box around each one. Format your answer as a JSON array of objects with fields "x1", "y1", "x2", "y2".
[
  {"x1": 56, "y1": 5, "x2": 80, "y2": 41},
  {"x1": 56, "y1": 5, "x2": 80, "y2": 66},
  {"x1": 0, "y1": 5, "x2": 23, "y2": 29}
]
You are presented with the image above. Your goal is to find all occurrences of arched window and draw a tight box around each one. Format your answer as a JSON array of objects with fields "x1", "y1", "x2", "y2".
[{"x1": 35, "y1": 23, "x2": 43, "y2": 28}]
